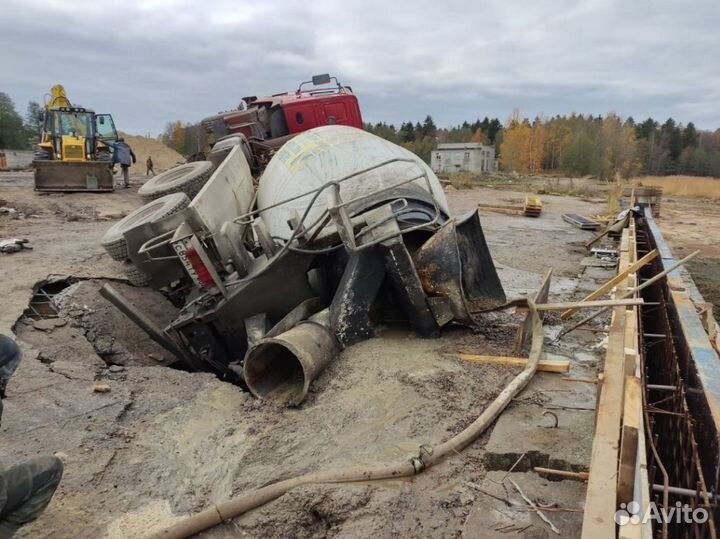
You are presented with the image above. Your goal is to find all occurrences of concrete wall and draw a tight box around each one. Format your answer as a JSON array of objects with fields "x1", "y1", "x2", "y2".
[
  {"x1": 431, "y1": 146, "x2": 496, "y2": 174},
  {"x1": 0, "y1": 149, "x2": 34, "y2": 170}
]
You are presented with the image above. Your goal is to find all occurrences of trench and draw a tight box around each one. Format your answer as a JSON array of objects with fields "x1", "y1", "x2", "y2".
[{"x1": 638, "y1": 217, "x2": 719, "y2": 539}]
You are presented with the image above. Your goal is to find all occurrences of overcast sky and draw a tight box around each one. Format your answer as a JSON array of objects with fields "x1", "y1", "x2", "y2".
[{"x1": 1, "y1": 0, "x2": 718, "y2": 135}]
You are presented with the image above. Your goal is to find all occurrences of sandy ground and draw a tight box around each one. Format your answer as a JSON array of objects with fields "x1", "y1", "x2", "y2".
[
  {"x1": 0, "y1": 172, "x2": 653, "y2": 539},
  {"x1": 119, "y1": 134, "x2": 185, "y2": 176},
  {"x1": 652, "y1": 197, "x2": 720, "y2": 322}
]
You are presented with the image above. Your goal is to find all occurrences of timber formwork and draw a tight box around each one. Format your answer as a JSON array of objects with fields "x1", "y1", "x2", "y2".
[{"x1": 581, "y1": 208, "x2": 720, "y2": 539}]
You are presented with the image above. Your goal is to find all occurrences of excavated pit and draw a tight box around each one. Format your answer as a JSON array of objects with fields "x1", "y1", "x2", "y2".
[{"x1": 15, "y1": 277, "x2": 182, "y2": 369}]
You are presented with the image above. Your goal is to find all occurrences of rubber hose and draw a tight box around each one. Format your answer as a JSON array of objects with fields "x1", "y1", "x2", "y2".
[{"x1": 151, "y1": 298, "x2": 544, "y2": 539}]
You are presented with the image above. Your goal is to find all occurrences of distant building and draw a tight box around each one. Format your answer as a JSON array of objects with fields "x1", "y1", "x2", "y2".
[{"x1": 431, "y1": 142, "x2": 496, "y2": 174}]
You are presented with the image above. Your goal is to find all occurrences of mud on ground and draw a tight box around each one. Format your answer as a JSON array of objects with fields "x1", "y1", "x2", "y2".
[
  {"x1": 1, "y1": 171, "x2": 614, "y2": 539},
  {"x1": 654, "y1": 197, "x2": 720, "y2": 323}
]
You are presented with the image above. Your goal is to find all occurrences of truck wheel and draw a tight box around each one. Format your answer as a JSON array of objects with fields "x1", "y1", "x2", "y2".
[
  {"x1": 100, "y1": 192, "x2": 190, "y2": 261},
  {"x1": 209, "y1": 134, "x2": 255, "y2": 169},
  {"x1": 137, "y1": 161, "x2": 214, "y2": 202},
  {"x1": 122, "y1": 261, "x2": 151, "y2": 287}
]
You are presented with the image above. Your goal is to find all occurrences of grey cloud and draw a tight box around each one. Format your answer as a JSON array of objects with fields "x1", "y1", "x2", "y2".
[{"x1": 1, "y1": 0, "x2": 718, "y2": 134}]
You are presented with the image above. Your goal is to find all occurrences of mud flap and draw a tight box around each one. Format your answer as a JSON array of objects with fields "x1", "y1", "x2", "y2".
[{"x1": 413, "y1": 209, "x2": 505, "y2": 326}]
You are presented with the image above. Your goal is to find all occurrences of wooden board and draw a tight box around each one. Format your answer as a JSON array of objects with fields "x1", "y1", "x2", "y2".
[
  {"x1": 457, "y1": 353, "x2": 570, "y2": 373},
  {"x1": 476, "y1": 205, "x2": 524, "y2": 216},
  {"x1": 515, "y1": 268, "x2": 553, "y2": 355},
  {"x1": 617, "y1": 376, "x2": 641, "y2": 504},
  {"x1": 584, "y1": 228, "x2": 610, "y2": 248},
  {"x1": 561, "y1": 249, "x2": 658, "y2": 320},
  {"x1": 581, "y1": 229, "x2": 630, "y2": 539},
  {"x1": 535, "y1": 298, "x2": 644, "y2": 311}
]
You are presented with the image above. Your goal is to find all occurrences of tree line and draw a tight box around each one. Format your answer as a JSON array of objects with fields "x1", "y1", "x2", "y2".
[
  {"x1": 6, "y1": 85, "x2": 717, "y2": 180},
  {"x1": 159, "y1": 120, "x2": 210, "y2": 158},
  {"x1": 365, "y1": 112, "x2": 720, "y2": 179},
  {"x1": 0, "y1": 93, "x2": 42, "y2": 150}
]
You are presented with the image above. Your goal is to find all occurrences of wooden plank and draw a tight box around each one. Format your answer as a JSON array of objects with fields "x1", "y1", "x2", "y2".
[
  {"x1": 559, "y1": 250, "x2": 700, "y2": 337},
  {"x1": 515, "y1": 268, "x2": 553, "y2": 355},
  {"x1": 617, "y1": 376, "x2": 641, "y2": 504},
  {"x1": 476, "y1": 205, "x2": 524, "y2": 216},
  {"x1": 535, "y1": 298, "x2": 644, "y2": 311},
  {"x1": 477, "y1": 202, "x2": 524, "y2": 211},
  {"x1": 535, "y1": 467, "x2": 589, "y2": 481},
  {"x1": 457, "y1": 354, "x2": 570, "y2": 373},
  {"x1": 560, "y1": 249, "x2": 658, "y2": 319},
  {"x1": 584, "y1": 228, "x2": 610, "y2": 248},
  {"x1": 624, "y1": 314, "x2": 638, "y2": 377},
  {"x1": 581, "y1": 228, "x2": 630, "y2": 539}
]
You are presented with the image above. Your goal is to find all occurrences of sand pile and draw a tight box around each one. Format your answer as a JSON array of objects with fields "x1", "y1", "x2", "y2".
[{"x1": 118, "y1": 133, "x2": 185, "y2": 175}]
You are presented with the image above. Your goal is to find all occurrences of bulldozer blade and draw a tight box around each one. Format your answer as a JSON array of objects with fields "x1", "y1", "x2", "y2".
[
  {"x1": 34, "y1": 160, "x2": 114, "y2": 192},
  {"x1": 413, "y1": 210, "x2": 505, "y2": 326}
]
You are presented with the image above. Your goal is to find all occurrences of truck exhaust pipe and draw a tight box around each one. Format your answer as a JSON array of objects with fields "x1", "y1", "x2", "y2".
[{"x1": 243, "y1": 309, "x2": 339, "y2": 406}]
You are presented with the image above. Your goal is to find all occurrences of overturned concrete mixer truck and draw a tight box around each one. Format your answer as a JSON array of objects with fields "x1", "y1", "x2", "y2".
[{"x1": 99, "y1": 125, "x2": 506, "y2": 404}]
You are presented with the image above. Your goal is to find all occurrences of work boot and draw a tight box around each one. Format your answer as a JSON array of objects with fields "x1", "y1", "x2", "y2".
[{"x1": 0, "y1": 456, "x2": 64, "y2": 537}]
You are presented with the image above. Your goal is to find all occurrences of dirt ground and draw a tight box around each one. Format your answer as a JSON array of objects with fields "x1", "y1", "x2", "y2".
[
  {"x1": 0, "y1": 171, "x2": 687, "y2": 538},
  {"x1": 651, "y1": 197, "x2": 720, "y2": 323},
  {"x1": 119, "y1": 134, "x2": 185, "y2": 175}
]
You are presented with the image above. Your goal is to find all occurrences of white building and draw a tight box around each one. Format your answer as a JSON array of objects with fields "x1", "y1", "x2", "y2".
[{"x1": 431, "y1": 142, "x2": 496, "y2": 174}]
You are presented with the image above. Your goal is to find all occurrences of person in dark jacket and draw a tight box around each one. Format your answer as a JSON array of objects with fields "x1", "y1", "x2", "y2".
[
  {"x1": 146, "y1": 156, "x2": 155, "y2": 176},
  {"x1": 0, "y1": 335, "x2": 22, "y2": 423},
  {"x1": 111, "y1": 138, "x2": 137, "y2": 188},
  {"x1": 0, "y1": 335, "x2": 63, "y2": 538}
]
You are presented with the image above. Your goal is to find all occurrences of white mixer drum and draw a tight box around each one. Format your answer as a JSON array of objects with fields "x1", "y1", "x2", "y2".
[{"x1": 256, "y1": 125, "x2": 450, "y2": 240}]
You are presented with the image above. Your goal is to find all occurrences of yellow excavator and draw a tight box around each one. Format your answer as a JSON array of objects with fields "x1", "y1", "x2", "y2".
[{"x1": 33, "y1": 85, "x2": 119, "y2": 192}]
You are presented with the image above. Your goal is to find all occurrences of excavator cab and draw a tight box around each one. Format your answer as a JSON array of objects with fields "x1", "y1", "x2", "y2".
[{"x1": 95, "y1": 114, "x2": 119, "y2": 143}]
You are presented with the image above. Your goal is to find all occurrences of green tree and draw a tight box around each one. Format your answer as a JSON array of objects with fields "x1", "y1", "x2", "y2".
[
  {"x1": 398, "y1": 121, "x2": 415, "y2": 142},
  {"x1": 0, "y1": 93, "x2": 28, "y2": 149},
  {"x1": 24, "y1": 101, "x2": 43, "y2": 146},
  {"x1": 682, "y1": 122, "x2": 698, "y2": 148},
  {"x1": 421, "y1": 115, "x2": 436, "y2": 139}
]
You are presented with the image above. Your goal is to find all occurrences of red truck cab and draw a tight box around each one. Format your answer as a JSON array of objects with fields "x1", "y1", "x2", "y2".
[{"x1": 203, "y1": 74, "x2": 363, "y2": 146}]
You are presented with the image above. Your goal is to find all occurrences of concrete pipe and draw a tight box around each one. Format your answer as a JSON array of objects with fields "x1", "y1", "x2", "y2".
[{"x1": 243, "y1": 309, "x2": 339, "y2": 405}]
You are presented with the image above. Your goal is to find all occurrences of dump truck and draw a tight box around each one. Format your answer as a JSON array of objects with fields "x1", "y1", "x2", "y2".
[
  {"x1": 100, "y1": 126, "x2": 505, "y2": 405},
  {"x1": 33, "y1": 85, "x2": 119, "y2": 192}
]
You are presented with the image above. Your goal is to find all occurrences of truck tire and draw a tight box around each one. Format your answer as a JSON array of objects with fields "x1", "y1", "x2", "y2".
[
  {"x1": 137, "y1": 161, "x2": 214, "y2": 202},
  {"x1": 122, "y1": 261, "x2": 151, "y2": 287},
  {"x1": 100, "y1": 192, "x2": 190, "y2": 261},
  {"x1": 209, "y1": 134, "x2": 255, "y2": 169}
]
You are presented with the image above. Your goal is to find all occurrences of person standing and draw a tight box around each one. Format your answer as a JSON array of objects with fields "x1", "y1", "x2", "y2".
[
  {"x1": 111, "y1": 138, "x2": 137, "y2": 188},
  {"x1": 0, "y1": 334, "x2": 64, "y2": 538},
  {"x1": 146, "y1": 156, "x2": 155, "y2": 176}
]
